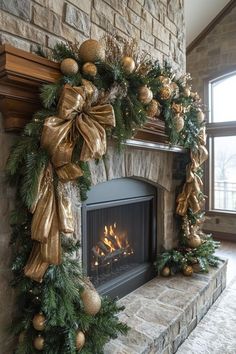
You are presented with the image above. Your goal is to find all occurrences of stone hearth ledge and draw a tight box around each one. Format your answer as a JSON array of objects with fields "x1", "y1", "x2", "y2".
[{"x1": 104, "y1": 260, "x2": 227, "y2": 354}]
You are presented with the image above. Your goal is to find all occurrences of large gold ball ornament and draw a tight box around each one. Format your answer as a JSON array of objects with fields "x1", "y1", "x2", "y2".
[
  {"x1": 146, "y1": 99, "x2": 161, "y2": 118},
  {"x1": 183, "y1": 265, "x2": 193, "y2": 276},
  {"x1": 183, "y1": 87, "x2": 191, "y2": 97},
  {"x1": 197, "y1": 110, "x2": 205, "y2": 124},
  {"x1": 187, "y1": 234, "x2": 202, "y2": 248},
  {"x1": 76, "y1": 331, "x2": 85, "y2": 351},
  {"x1": 82, "y1": 62, "x2": 97, "y2": 76},
  {"x1": 161, "y1": 266, "x2": 171, "y2": 277},
  {"x1": 32, "y1": 313, "x2": 46, "y2": 331},
  {"x1": 33, "y1": 335, "x2": 44, "y2": 351},
  {"x1": 138, "y1": 86, "x2": 153, "y2": 104},
  {"x1": 60, "y1": 58, "x2": 79, "y2": 76},
  {"x1": 121, "y1": 56, "x2": 136, "y2": 74},
  {"x1": 78, "y1": 39, "x2": 105, "y2": 63},
  {"x1": 160, "y1": 85, "x2": 172, "y2": 100},
  {"x1": 173, "y1": 114, "x2": 184, "y2": 133},
  {"x1": 81, "y1": 288, "x2": 102, "y2": 315}
]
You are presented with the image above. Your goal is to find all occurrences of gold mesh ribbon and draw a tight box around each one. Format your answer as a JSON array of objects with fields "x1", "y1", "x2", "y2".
[
  {"x1": 176, "y1": 130, "x2": 208, "y2": 216},
  {"x1": 25, "y1": 80, "x2": 115, "y2": 282}
]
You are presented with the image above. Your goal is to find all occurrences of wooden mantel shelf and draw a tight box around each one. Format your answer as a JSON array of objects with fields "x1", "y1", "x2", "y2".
[{"x1": 0, "y1": 44, "x2": 169, "y2": 145}]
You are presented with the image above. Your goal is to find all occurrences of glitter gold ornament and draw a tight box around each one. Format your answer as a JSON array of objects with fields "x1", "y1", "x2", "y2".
[
  {"x1": 161, "y1": 266, "x2": 171, "y2": 277},
  {"x1": 138, "y1": 85, "x2": 153, "y2": 104},
  {"x1": 82, "y1": 62, "x2": 97, "y2": 76},
  {"x1": 183, "y1": 265, "x2": 193, "y2": 276},
  {"x1": 81, "y1": 288, "x2": 102, "y2": 315},
  {"x1": 187, "y1": 234, "x2": 202, "y2": 248},
  {"x1": 172, "y1": 102, "x2": 183, "y2": 114},
  {"x1": 121, "y1": 56, "x2": 135, "y2": 74},
  {"x1": 32, "y1": 313, "x2": 46, "y2": 331},
  {"x1": 158, "y1": 75, "x2": 171, "y2": 85},
  {"x1": 183, "y1": 87, "x2": 191, "y2": 97},
  {"x1": 60, "y1": 58, "x2": 79, "y2": 76},
  {"x1": 33, "y1": 335, "x2": 44, "y2": 351},
  {"x1": 173, "y1": 114, "x2": 184, "y2": 133},
  {"x1": 76, "y1": 331, "x2": 85, "y2": 351},
  {"x1": 197, "y1": 110, "x2": 205, "y2": 124},
  {"x1": 78, "y1": 39, "x2": 105, "y2": 63},
  {"x1": 146, "y1": 99, "x2": 161, "y2": 118},
  {"x1": 160, "y1": 85, "x2": 172, "y2": 100}
]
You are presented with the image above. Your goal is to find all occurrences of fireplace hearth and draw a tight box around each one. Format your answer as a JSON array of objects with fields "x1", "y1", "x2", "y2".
[{"x1": 82, "y1": 178, "x2": 157, "y2": 298}]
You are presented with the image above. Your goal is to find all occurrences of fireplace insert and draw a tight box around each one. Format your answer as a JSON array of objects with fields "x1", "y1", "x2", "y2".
[{"x1": 82, "y1": 178, "x2": 157, "y2": 298}]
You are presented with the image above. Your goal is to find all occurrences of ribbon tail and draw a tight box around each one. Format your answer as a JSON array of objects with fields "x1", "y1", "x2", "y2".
[{"x1": 24, "y1": 243, "x2": 49, "y2": 283}]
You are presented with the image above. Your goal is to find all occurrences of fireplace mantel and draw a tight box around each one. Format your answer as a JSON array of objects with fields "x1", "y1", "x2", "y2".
[{"x1": 0, "y1": 44, "x2": 181, "y2": 149}]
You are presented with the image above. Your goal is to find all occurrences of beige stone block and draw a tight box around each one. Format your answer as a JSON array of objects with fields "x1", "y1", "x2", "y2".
[
  {"x1": 115, "y1": 13, "x2": 139, "y2": 39},
  {"x1": 128, "y1": 0, "x2": 142, "y2": 16},
  {"x1": 155, "y1": 38, "x2": 169, "y2": 55},
  {"x1": 91, "y1": 8, "x2": 115, "y2": 33},
  {"x1": 32, "y1": 4, "x2": 62, "y2": 36},
  {"x1": 0, "y1": 0, "x2": 31, "y2": 21},
  {"x1": 103, "y1": 0, "x2": 126, "y2": 15},
  {"x1": 141, "y1": 30, "x2": 154, "y2": 45},
  {"x1": 61, "y1": 23, "x2": 88, "y2": 44},
  {"x1": 126, "y1": 8, "x2": 141, "y2": 29},
  {"x1": 67, "y1": 0, "x2": 92, "y2": 15},
  {"x1": 0, "y1": 234, "x2": 11, "y2": 269},
  {"x1": 141, "y1": 10, "x2": 153, "y2": 33},
  {"x1": 0, "y1": 32, "x2": 31, "y2": 51},
  {"x1": 90, "y1": 24, "x2": 107, "y2": 40},
  {"x1": 153, "y1": 19, "x2": 170, "y2": 45},
  {"x1": 93, "y1": 0, "x2": 115, "y2": 23},
  {"x1": 165, "y1": 17, "x2": 177, "y2": 36},
  {"x1": 64, "y1": 3, "x2": 90, "y2": 37}
]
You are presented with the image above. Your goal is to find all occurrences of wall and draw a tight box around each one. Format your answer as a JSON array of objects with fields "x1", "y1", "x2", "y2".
[
  {"x1": 0, "y1": 1, "x2": 186, "y2": 352},
  {"x1": 186, "y1": 3, "x2": 236, "y2": 238}
]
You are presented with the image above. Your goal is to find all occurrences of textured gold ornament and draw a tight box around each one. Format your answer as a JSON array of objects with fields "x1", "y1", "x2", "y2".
[
  {"x1": 138, "y1": 85, "x2": 153, "y2": 104},
  {"x1": 146, "y1": 99, "x2": 161, "y2": 118},
  {"x1": 183, "y1": 87, "x2": 191, "y2": 97},
  {"x1": 121, "y1": 56, "x2": 135, "y2": 74},
  {"x1": 187, "y1": 234, "x2": 202, "y2": 248},
  {"x1": 32, "y1": 313, "x2": 46, "y2": 331},
  {"x1": 33, "y1": 335, "x2": 44, "y2": 351},
  {"x1": 160, "y1": 85, "x2": 172, "y2": 100},
  {"x1": 76, "y1": 331, "x2": 85, "y2": 351},
  {"x1": 81, "y1": 288, "x2": 102, "y2": 315},
  {"x1": 161, "y1": 266, "x2": 171, "y2": 277},
  {"x1": 173, "y1": 114, "x2": 184, "y2": 133},
  {"x1": 60, "y1": 58, "x2": 79, "y2": 76},
  {"x1": 79, "y1": 39, "x2": 105, "y2": 63},
  {"x1": 183, "y1": 265, "x2": 193, "y2": 276},
  {"x1": 197, "y1": 110, "x2": 205, "y2": 124},
  {"x1": 82, "y1": 62, "x2": 97, "y2": 76},
  {"x1": 172, "y1": 102, "x2": 183, "y2": 114},
  {"x1": 158, "y1": 76, "x2": 171, "y2": 85}
]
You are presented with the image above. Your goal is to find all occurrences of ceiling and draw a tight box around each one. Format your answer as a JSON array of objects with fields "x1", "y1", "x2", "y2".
[{"x1": 185, "y1": 0, "x2": 231, "y2": 47}]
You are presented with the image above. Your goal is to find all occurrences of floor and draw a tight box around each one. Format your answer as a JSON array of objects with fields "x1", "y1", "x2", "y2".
[{"x1": 177, "y1": 241, "x2": 236, "y2": 354}]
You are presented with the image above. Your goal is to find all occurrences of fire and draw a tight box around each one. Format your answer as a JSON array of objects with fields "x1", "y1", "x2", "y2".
[{"x1": 92, "y1": 222, "x2": 133, "y2": 267}]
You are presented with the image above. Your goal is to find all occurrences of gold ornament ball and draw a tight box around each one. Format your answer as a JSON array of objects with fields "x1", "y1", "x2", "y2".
[
  {"x1": 81, "y1": 288, "x2": 102, "y2": 315},
  {"x1": 32, "y1": 313, "x2": 46, "y2": 331},
  {"x1": 146, "y1": 99, "x2": 161, "y2": 118},
  {"x1": 160, "y1": 85, "x2": 172, "y2": 100},
  {"x1": 33, "y1": 336, "x2": 44, "y2": 351},
  {"x1": 121, "y1": 56, "x2": 136, "y2": 74},
  {"x1": 60, "y1": 58, "x2": 79, "y2": 76},
  {"x1": 183, "y1": 87, "x2": 191, "y2": 97},
  {"x1": 79, "y1": 39, "x2": 105, "y2": 63},
  {"x1": 173, "y1": 114, "x2": 185, "y2": 133},
  {"x1": 187, "y1": 234, "x2": 202, "y2": 248},
  {"x1": 192, "y1": 263, "x2": 201, "y2": 273},
  {"x1": 161, "y1": 266, "x2": 171, "y2": 277},
  {"x1": 82, "y1": 62, "x2": 97, "y2": 76},
  {"x1": 158, "y1": 76, "x2": 171, "y2": 85},
  {"x1": 76, "y1": 331, "x2": 85, "y2": 351},
  {"x1": 172, "y1": 102, "x2": 183, "y2": 114},
  {"x1": 183, "y1": 265, "x2": 193, "y2": 276},
  {"x1": 138, "y1": 86, "x2": 153, "y2": 104},
  {"x1": 197, "y1": 110, "x2": 205, "y2": 124}
]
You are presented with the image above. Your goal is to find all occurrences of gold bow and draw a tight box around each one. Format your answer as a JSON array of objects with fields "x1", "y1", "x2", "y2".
[{"x1": 25, "y1": 80, "x2": 116, "y2": 282}]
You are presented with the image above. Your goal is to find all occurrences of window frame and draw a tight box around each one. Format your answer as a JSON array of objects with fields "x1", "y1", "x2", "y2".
[{"x1": 205, "y1": 71, "x2": 236, "y2": 216}]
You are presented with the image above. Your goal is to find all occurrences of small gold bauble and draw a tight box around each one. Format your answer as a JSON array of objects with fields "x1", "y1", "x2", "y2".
[
  {"x1": 32, "y1": 313, "x2": 46, "y2": 331},
  {"x1": 187, "y1": 234, "x2": 202, "y2": 248},
  {"x1": 183, "y1": 265, "x2": 193, "y2": 276},
  {"x1": 81, "y1": 288, "x2": 102, "y2": 315},
  {"x1": 60, "y1": 58, "x2": 79, "y2": 76},
  {"x1": 79, "y1": 39, "x2": 105, "y2": 63},
  {"x1": 192, "y1": 263, "x2": 201, "y2": 273},
  {"x1": 197, "y1": 110, "x2": 205, "y2": 124},
  {"x1": 121, "y1": 56, "x2": 135, "y2": 74},
  {"x1": 161, "y1": 266, "x2": 171, "y2": 277},
  {"x1": 173, "y1": 114, "x2": 184, "y2": 133},
  {"x1": 158, "y1": 76, "x2": 171, "y2": 85},
  {"x1": 183, "y1": 87, "x2": 191, "y2": 97},
  {"x1": 33, "y1": 336, "x2": 44, "y2": 351},
  {"x1": 146, "y1": 99, "x2": 161, "y2": 118},
  {"x1": 160, "y1": 85, "x2": 172, "y2": 100},
  {"x1": 76, "y1": 331, "x2": 85, "y2": 351},
  {"x1": 138, "y1": 86, "x2": 153, "y2": 104},
  {"x1": 172, "y1": 102, "x2": 183, "y2": 114},
  {"x1": 82, "y1": 62, "x2": 97, "y2": 76}
]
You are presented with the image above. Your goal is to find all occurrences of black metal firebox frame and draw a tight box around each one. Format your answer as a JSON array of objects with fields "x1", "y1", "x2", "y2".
[{"x1": 81, "y1": 178, "x2": 157, "y2": 298}]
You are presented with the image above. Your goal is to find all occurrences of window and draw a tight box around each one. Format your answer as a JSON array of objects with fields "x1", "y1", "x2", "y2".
[{"x1": 208, "y1": 73, "x2": 236, "y2": 213}]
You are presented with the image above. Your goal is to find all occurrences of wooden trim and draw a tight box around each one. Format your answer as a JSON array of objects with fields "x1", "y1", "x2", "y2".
[
  {"x1": 204, "y1": 229, "x2": 236, "y2": 242},
  {"x1": 187, "y1": 0, "x2": 236, "y2": 55}
]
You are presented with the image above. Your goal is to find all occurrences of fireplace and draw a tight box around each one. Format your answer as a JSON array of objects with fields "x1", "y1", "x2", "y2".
[{"x1": 82, "y1": 178, "x2": 157, "y2": 298}]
